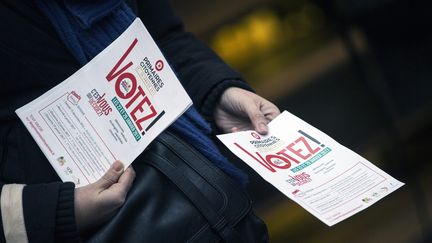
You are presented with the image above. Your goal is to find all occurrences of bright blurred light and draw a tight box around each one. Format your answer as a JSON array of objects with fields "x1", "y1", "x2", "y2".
[{"x1": 211, "y1": 3, "x2": 326, "y2": 67}]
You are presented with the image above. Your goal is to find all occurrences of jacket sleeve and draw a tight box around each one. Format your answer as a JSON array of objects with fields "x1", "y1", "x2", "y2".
[
  {"x1": 135, "y1": 0, "x2": 254, "y2": 121},
  {"x1": 0, "y1": 71, "x2": 80, "y2": 243},
  {"x1": 0, "y1": 28, "x2": 80, "y2": 242},
  {"x1": 0, "y1": 182, "x2": 79, "y2": 243}
]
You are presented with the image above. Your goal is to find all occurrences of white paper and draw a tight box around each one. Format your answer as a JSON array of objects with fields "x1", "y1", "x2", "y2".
[
  {"x1": 16, "y1": 18, "x2": 192, "y2": 187},
  {"x1": 217, "y1": 111, "x2": 403, "y2": 226}
]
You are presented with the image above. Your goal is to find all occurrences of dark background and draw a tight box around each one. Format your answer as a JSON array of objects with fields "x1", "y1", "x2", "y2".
[{"x1": 172, "y1": 0, "x2": 432, "y2": 242}]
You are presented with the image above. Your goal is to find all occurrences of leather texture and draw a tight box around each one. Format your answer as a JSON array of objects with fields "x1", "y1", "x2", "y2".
[{"x1": 85, "y1": 131, "x2": 269, "y2": 243}]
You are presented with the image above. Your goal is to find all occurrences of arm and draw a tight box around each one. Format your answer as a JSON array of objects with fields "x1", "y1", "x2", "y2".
[
  {"x1": 0, "y1": 162, "x2": 135, "y2": 243},
  {"x1": 135, "y1": 0, "x2": 280, "y2": 133},
  {"x1": 0, "y1": 182, "x2": 78, "y2": 243},
  {"x1": 135, "y1": 1, "x2": 252, "y2": 115}
]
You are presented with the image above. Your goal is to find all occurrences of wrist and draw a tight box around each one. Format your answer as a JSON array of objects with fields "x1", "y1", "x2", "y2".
[{"x1": 55, "y1": 182, "x2": 80, "y2": 242}]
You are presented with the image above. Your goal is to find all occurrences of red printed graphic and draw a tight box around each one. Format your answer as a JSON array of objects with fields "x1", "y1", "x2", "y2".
[{"x1": 155, "y1": 60, "x2": 164, "y2": 71}]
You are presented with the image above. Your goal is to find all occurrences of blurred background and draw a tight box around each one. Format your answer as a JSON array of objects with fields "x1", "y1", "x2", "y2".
[{"x1": 171, "y1": 0, "x2": 432, "y2": 242}]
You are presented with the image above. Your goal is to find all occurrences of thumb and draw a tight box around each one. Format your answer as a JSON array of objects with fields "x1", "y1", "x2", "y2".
[
  {"x1": 95, "y1": 161, "x2": 124, "y2": 189},
  {"x1": 245, "y1": 103, "x2": 269, "y2": 135}
]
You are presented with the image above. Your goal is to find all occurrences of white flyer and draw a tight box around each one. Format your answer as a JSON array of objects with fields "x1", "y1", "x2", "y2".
[
  {"x1": 217, "y1": 111, "x2": 403, "y2": 226},
  {"x1": 16, "y1": 18, "x2": 192, "y2": 187}
]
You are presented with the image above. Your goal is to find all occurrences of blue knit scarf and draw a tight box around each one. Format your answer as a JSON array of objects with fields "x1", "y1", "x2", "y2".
[{"x1": 36, "y1": 0, "x2": 247, "y2": 186}]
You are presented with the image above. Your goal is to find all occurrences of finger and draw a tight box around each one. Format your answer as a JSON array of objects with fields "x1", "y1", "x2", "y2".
[
  {"x1": 264, "y1": 106, "x2": 281, "y2": 121},
  {"x1": 231, "y1": 127, "x2": 239, "y2": 133},
  {"x1": 95, "y1": 161, "x2": 124, "y2": 190}
]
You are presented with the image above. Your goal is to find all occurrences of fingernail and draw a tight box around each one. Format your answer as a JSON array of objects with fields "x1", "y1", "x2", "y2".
[{"x1": 112, "y1": 161, "x2": 123, "y2": 172}]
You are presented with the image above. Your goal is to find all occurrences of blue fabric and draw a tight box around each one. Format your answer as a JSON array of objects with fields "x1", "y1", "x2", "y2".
[
  {"x1": 36, "y1": 0, "x2": 247, "y2": 186},
  {"x1": 64, "y1": 0, "x2": 124, "y2": 28}
]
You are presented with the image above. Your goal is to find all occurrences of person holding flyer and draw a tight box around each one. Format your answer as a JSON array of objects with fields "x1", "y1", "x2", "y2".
[{"x1": 0, "y1": 0, "x2": 279, "y2": 242}]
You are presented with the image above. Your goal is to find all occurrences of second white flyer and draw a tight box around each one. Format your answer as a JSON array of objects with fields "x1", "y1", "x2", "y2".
[{"x1": 217, "y1": 111, "x2": 404, "y2": 226}]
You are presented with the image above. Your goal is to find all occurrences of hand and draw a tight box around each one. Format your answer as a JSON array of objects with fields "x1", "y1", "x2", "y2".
[
  {"x1": 214, "y1": 87, "x2": 280, "y2": 134},
  {"x1": 74, "y1": 161, "x2": 135, "y2": 234}
]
